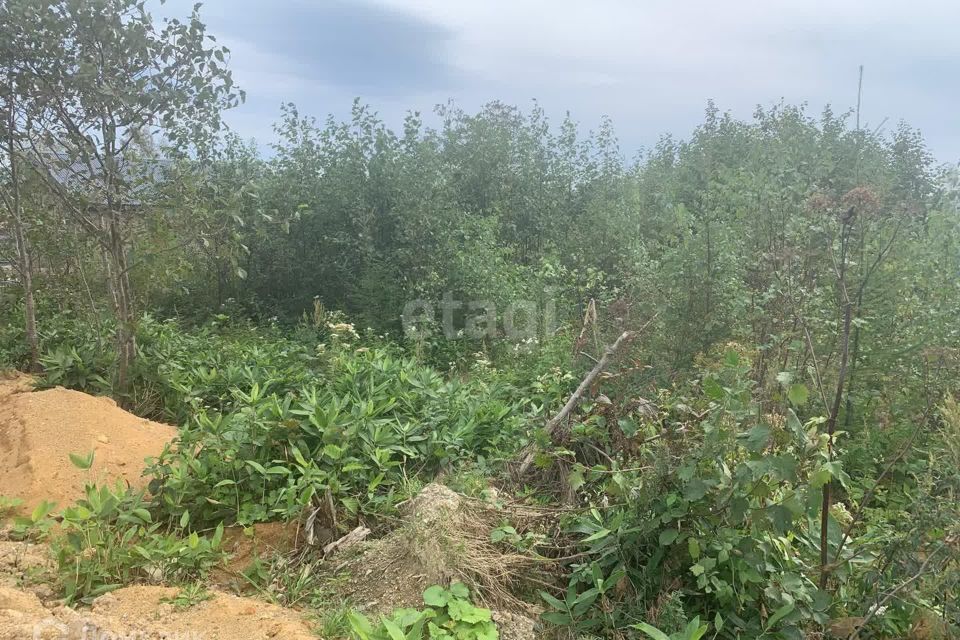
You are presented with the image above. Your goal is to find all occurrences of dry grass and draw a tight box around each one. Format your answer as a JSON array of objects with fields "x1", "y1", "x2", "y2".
[{"x1": 325, "y1": 483, "x2": 555, "y2": 616}]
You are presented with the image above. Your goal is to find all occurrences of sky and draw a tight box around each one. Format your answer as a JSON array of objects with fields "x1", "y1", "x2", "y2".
[{"x1": 159, "y1": 0, "x2": 960, "y2": 164}]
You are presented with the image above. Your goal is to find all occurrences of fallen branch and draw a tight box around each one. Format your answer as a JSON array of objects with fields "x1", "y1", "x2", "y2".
[
  {"x1": 323, "y1": 525, "x2": 371, "y2": 557},
  {"x1": 516, "y1": 318, "x2": 656, "y2": 477}
]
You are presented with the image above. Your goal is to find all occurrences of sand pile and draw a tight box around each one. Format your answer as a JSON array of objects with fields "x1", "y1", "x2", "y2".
[
  {"x1": 0, "y1": 581, "x2": 318, "y2": 639},
  {"x1": 0, "y1": 537, "x2": 317, "y2": 639},
  {"x1": 0, "y1": 373, "x2": 176, "y2": 514}
]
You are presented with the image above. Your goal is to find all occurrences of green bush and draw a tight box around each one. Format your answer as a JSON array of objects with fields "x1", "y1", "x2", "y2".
[
  {"x1": 148, "y1": 341, "x2": 535, "y2": 527},
  {"x1": 53, "y1": 480, "x2": 225, "y2": 604},
  {"x1": 348, "y1": 582, "x2": 499, "y2": 640}
]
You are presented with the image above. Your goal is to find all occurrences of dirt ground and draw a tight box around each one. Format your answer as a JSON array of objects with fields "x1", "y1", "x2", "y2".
[
  {"x1": 210, "y1": 520, "x2": 303, "y2": 590},
  {"x1": 0, "y1": 522, "x2": 316, "y2": 639},
  {"x1": 0, "y1": 557, "x2": 318, "y2": 639},
  {"x1": 0, "y1": 372, "x2": 176, "y2": 514}
]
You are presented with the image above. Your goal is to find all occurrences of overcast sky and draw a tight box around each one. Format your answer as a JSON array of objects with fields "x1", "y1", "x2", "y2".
[{"x1": 160, "y1": 0, "x2": 960, "y2": 164}]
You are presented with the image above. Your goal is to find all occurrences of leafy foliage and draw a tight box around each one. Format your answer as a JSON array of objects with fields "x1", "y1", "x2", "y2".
[
  {"x1": 0, "y1": 3, "x2": 958, "y2": 636},
  {"x1": 348, "y1": 582, "x2": 498, "y2": 640},
  {"x1": 49, "y1": 456, "x2": 226, "y2": 604}
]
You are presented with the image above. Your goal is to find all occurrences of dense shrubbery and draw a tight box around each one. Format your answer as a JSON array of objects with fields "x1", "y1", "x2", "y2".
[
  {"x1": 8, "y1": 310, "x2": 556, "y2": 527},
  {"x1": 4, "y1": 310, "x2": 957, "y2": 637},
  {"x1": 2, "y1": 1, "x2": 959, "y2": 632},
  {"x1": 147, "y1": 338, "x2": 540, "y2": 527}
]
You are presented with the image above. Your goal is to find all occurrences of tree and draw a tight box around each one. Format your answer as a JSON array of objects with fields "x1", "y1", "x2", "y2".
[
  {"x1": 0, "y1": 70, "x2": 40, "y2": 371},
  {"x1": 0, "y1": 5, "x2": 40, "y2": 371},
  {"x1": 4, "y1": 0, "x2": 241, "y2": 398}
]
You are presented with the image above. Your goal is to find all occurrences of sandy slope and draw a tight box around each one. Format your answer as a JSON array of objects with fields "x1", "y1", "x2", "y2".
[{"x1": 0, "y1": 372, "x2": 176, "y2": 514}]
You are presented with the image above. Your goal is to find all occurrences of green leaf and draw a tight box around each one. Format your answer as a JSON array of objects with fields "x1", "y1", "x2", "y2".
[
  {"x1": 582, "y1": 528, "x2": 611, "y2": 542},
  {"x1": 683, "y1": 478, "x2": 708, "y2": 501},
  {"x1": 381, "y1": 618, "x2": 407, "y2": 640},
  {"x1": 766, "y1": 602, "x2": 795, "y2": 629},
  {"x1": 31, "y1": 500, "x2": 54, "y2": 523},
  {"x1": 744, "y1": 424, "x2": 771, "y2": 452},
  {"x1": 567, "y1": 468, "x2": 585, "y2": 491},
  {"x1": 683, "y1": 617, "x2": 709, "y2": 640},
  {"x1": 448, "y1": 599, "x2": 491, "y2": 624},
  {"x1": 423, "y1": 585, "x2": 448, "y2": 607},
  {"x1": 245, "y1": 460, "x2": 267, "y2": 475},
  {"x1": 473, "y1": 621, "x2": 498, "y2": 640},
  {"x1": 703, "y1": 377, "x2": 724, "y2": 400},
  {"x1": 447, "y1": 582, "x2": 469, "y2": 599},
  {"x1": 69, "y1": 451, "x2": 95, "y2": 470},
  {"x1": 323, "y1": 444, "x2": 344, "y2": 460},
  {"x1": 348, "y1": 611, "x2": 375, "y2": 639},
  {"x1": 659, "y1": 529, "x2": 679, "y2": 545},
  {"x1": 723, "y1": 349, "x2": 740, "y2": 367},
  {"x1": 767, "y1": 504, "x2": 794, "y2": 534},
  {"x1": 632, "y1": 621, "x2": 672, "y2": 640},
  {"x1": 788, "y1": 383, "x2": 809, "y2": 406}
]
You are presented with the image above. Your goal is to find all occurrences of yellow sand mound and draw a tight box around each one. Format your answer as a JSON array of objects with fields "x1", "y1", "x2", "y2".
[
  {"x1": 0, "y1": 581, "x2": 318, "y2": 640},
  {"x1": 0, "y1": 372, "x2": 176, "y2": 514}
]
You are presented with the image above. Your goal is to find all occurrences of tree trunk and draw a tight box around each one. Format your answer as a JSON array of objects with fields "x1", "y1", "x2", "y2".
[
  {"x1": 106, "y1": 211, "x2": 136, "y2": 404},
  {"x1": 11, "y1": 208, "x2": 40, "y2": 372},
  {"x1": 3, "y1": 89, "x2": 40, "y2": 372},
  {"x1": 820, "y1": 215, "x2": 854, "y2": 590}
]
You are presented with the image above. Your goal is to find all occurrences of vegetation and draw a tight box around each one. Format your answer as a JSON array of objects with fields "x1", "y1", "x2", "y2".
[
  {"x1": 349, "y1": 583, "x2": 499, "y2": 640},
  {"x1": 1, "y1": 0, "x2": 959, "y2": 638}
]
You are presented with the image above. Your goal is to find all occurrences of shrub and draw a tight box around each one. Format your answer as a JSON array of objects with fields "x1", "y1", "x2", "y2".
[{"x1": 348, "y1": 582, "x2": 499, "y2": 640}]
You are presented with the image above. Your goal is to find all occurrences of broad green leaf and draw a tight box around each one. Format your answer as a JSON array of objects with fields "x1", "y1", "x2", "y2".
[
  {"x1": 703, "y1": 377, "x2": 724, "y2": 400},
  {"x1": 447, "y1": 582, "x2": 469, "y2": 599},
  {"x1": 423, "y1": 585, "x2": 448, "y2": 607},
  {"x1": 766, "y1": 602, "x2": 795, "y2": 629},
  {"x1": 744, "y1": 424, "x2": 771, "y2": 452},
  {"x1": 788, "y1": 383, "x2": 809, "y2": 406},
  {"x1": 632, "y1": 621, "x2": 672, "y2": 640},
  {"x1": 69, "y1": 451, "x2": 95, "y2": 470},
  {"x1": 659, "y1": 529, "x2": 679, "y2": 545}
]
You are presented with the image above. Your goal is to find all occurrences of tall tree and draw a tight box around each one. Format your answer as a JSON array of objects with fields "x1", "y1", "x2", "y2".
[
  {"x1": 0, "y1": 2, "x2": 41, "y2": 372},
  {"x1": 5, "y1": 0, "x2": 241, "y2": 398},
  {"x1": 0, "y1": 77, "x2": 40, "y2": 371}
]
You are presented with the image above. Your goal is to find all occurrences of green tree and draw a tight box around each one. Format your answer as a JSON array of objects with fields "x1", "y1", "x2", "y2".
[{"x1": 4, "y1": 0, "x2": 241, "y2": 398}]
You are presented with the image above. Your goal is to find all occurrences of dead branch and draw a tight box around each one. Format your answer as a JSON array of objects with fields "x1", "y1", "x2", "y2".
[
  {"x1": 322, "y1": 526, "x2": 371, "y2": 557},
  {"x1": 517, "y1": 319, "x2": 656, "y2": 476}
]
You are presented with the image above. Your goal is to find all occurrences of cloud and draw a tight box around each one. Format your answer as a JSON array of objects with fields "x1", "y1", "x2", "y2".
[
  {"x1": 206, "y1": 0, "x2": 457, "y2": 96},
  {"x1": 157, "y1": 0, "x2": 960, "y2": 162}
]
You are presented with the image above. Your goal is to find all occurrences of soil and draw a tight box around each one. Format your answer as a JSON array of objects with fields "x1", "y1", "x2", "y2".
[
  {"x1": 0, "y1": 373, "x2": 176, "y2": 514},
  {"x1": 0, "y1": 581, "x2": 319, "y2": 639},
  {"x1": 0, "y1": 536, "x2": 318, "y2": 639},
  {"x1": 210, "y1": 520, "x2": 303, "y2": 590}
]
